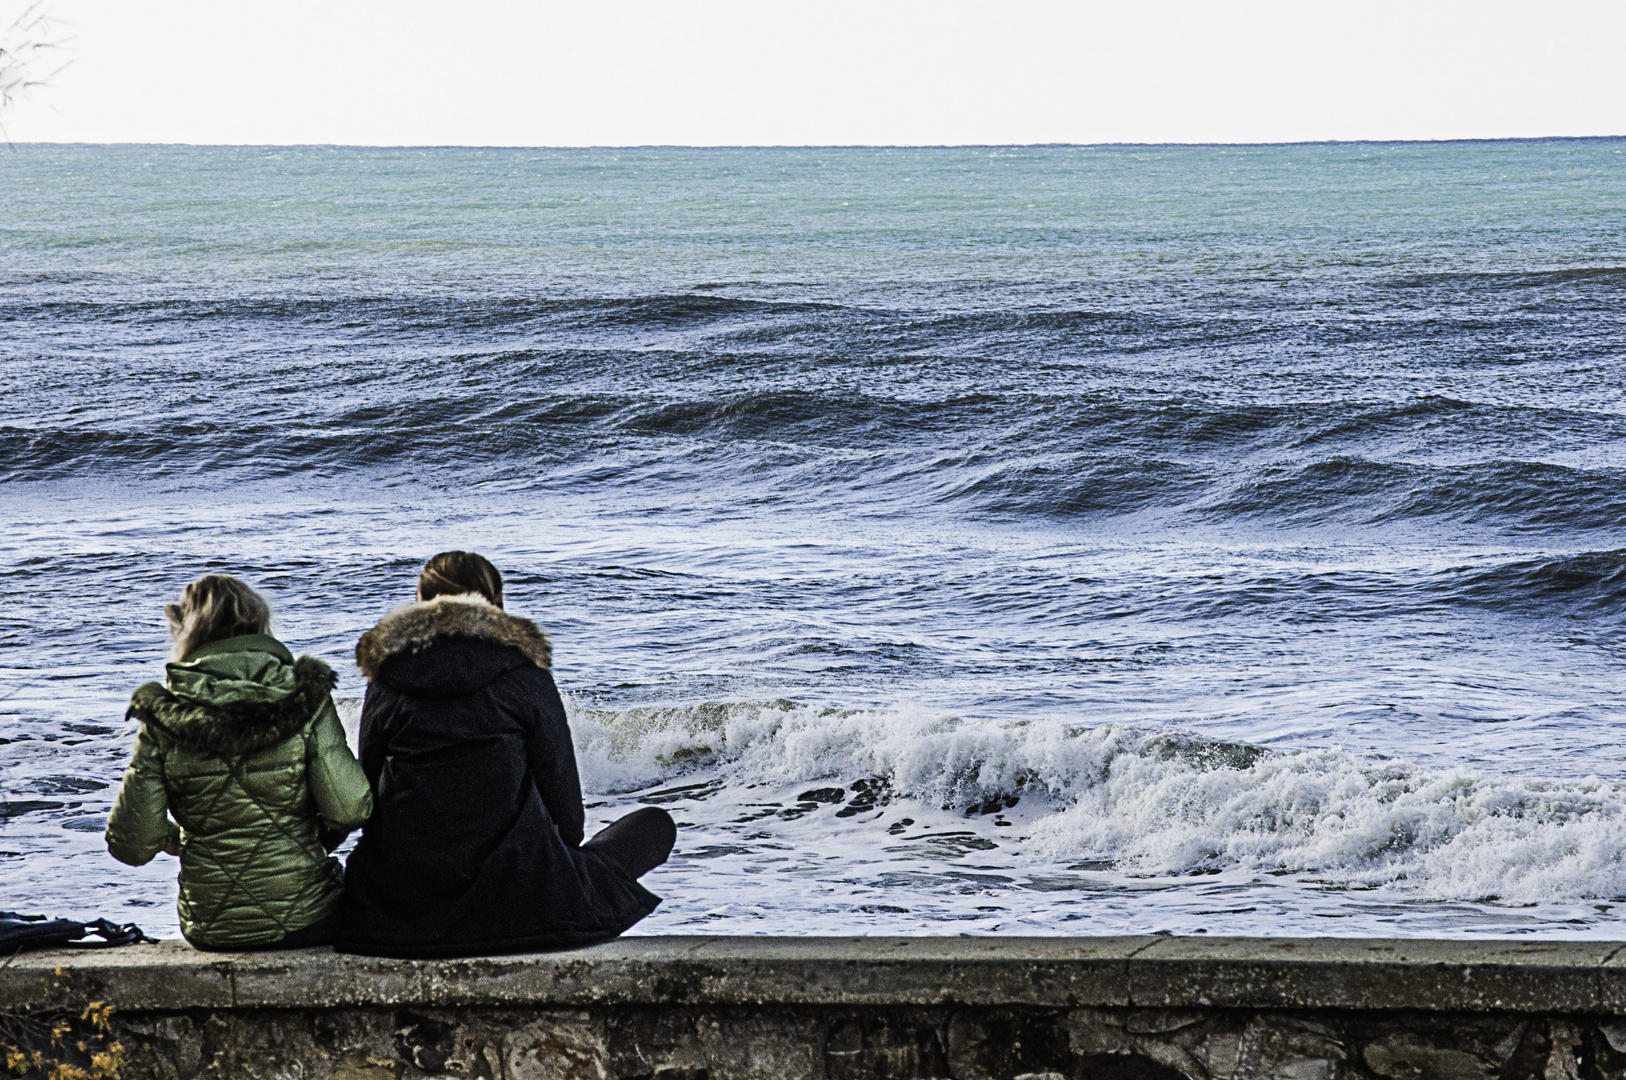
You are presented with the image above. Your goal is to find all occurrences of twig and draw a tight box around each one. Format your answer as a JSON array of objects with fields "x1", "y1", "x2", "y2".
[{"x1": 0, "y1": 2, "x2": 73, "y2": 116}]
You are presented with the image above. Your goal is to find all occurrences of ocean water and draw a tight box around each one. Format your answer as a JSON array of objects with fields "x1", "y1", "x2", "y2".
[{"x1": 3, "y1": 140, "x2": 1626, "y2": 939}]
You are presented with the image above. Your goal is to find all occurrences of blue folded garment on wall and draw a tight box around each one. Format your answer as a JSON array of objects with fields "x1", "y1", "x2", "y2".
[{"x1": 0, "y1": 911, "x2": 149, "y2": 954}]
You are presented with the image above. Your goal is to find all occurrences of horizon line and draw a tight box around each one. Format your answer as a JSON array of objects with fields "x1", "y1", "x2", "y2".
[{"x1": 6, "y1": 134, "x2": 1625, "y2": 152}]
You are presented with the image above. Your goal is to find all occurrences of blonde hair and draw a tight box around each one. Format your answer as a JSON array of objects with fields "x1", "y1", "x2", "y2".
[{"x1": 164, "y1": 575, "x2": 273, "y2": 661}]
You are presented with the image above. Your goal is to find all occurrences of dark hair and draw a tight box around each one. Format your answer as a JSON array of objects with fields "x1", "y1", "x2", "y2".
[
  {"x1": 164, "y1": 574, "x2": 273, "y2": 661},
  {"x1": 417, "y1": 551, "x2": 504, "y2": 608}
]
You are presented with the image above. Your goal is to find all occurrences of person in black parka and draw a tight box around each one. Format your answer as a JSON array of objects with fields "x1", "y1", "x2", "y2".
[{"x1": 334, "y1": 551, "x2": 674, "y2": 958}]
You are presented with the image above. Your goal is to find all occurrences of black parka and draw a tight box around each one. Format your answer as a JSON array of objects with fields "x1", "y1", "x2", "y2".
[{"x1": 333, "y1": 596, "x2": 658, "y2": 958}]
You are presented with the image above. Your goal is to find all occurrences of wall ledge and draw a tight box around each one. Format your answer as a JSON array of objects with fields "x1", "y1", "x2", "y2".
[{"x1": 5, "y1": 936, "x2": 1625, "y2": 1015}]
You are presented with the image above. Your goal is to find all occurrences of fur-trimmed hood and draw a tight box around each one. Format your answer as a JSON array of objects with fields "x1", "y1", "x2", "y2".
[
  {"x1": 129, "y1": 652, "x2": 338, "y2": 757},
  {"x1": 355, "y1": 594, "x2": 552, "y2": 683}
]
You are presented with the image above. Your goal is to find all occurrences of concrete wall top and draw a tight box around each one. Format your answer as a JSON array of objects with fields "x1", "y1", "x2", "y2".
[{"x1": 5, "y1": 937, "x2": 1626, "y2": 1015}]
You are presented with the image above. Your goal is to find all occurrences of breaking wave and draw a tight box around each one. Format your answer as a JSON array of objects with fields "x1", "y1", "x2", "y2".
[{"x1": 572, "y1": 700, "x2": 1626, "y2": 906}]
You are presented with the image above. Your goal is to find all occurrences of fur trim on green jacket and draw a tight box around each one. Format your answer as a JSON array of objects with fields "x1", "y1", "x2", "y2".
[{"x1": 128, "y1": 654, "x2": 339, "y2": 758}]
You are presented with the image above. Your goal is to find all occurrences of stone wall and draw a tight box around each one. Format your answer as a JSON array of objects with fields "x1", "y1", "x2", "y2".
[{"x1": 5, "y1": 937, "x2": 1626, "y2": 1079}]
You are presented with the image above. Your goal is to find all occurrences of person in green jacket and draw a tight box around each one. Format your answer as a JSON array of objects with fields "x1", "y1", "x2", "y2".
[{"x1": 106, "y1": 574, "x2": 373, "y2": 950}]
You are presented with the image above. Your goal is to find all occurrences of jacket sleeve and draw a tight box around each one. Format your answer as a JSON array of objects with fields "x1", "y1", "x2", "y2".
[
  {"x1": 357, "y1": 683, "x2": 386, "y2": 791},
  {"x1": 525, "y1": 669, "x2": 586, "y2": 849},
  {"x1": 106, "y1": 724, "x2": 178, "y2": 866},
  {"x1": 305, "y1": 695, "x2": 373, "y2": 834}
]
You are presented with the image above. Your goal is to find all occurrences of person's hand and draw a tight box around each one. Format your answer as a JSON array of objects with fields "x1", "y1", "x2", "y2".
[{"x1": 163, "y1": 823, "x2": 181, "y2": 857}]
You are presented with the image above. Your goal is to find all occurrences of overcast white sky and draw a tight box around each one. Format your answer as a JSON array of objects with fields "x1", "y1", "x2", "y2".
[{"x1": 4, "y1": 0, "x2": 1624, "y2": 146}]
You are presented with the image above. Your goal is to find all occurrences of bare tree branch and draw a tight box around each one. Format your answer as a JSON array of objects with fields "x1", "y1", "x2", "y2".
[{"x1": 0, "y1": 2, "x2": 72, "y2": 118}]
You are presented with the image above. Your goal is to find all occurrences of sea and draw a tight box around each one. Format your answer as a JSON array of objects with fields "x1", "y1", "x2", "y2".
[{"x1": 2, "y1": 139, "x2": 1625, "y2": 939}]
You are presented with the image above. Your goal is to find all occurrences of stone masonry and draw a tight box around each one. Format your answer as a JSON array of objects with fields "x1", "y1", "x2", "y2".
[{"x1": 6, "y1": 937, "x2": 1626, "y2": 1079}]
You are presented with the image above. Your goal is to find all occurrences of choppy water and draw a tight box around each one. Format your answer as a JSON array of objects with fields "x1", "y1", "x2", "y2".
[{"x1": 3, "y1": 140, "x2": 1626, "y2": 938}]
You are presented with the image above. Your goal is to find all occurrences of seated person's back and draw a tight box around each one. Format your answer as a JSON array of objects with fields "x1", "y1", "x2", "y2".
[
  {"x1": 107, "y1": 574, "x2": 372, "y2": 951},
  {"x1": 336, "y1": 550, "x2": 673, "y2": 958}
]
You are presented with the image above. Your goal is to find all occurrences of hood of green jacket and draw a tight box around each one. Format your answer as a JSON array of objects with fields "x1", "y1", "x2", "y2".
[{"x1": 128, "y1": 634, "x2": 338, "y2": 757}]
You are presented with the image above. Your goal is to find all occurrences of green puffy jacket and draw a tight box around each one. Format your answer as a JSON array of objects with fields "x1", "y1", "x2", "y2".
[{"x1": 106, "y1": 634, "x2": 373, "y2": 948}]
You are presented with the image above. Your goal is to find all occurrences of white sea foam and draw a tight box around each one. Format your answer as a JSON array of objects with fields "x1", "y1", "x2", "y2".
[{"x1": 570, "y1": 698, "x2": 1626, "y2": 907}]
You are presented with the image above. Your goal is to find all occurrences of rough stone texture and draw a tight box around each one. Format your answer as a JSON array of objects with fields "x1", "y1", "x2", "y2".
[
  {"x1": 1128, "y1": 939, "x2": 1626, "y2": 1014},
  {"x1": 76, "y1": 1007, "x2": 1626, "y2": 1079},
  {"x1": 10, "y1": 938, "x2": 1626, "y2": 1078}
]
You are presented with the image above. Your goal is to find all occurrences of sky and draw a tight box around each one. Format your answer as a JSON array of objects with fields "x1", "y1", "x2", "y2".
[{"x1": 3, "y1": 0, "x2": 1624, "y2": 146}]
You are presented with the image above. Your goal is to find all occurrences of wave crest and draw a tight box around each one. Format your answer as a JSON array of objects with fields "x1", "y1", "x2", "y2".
[{"x1": 571, "y1": 699, "x2": 1626, "y2": 904}]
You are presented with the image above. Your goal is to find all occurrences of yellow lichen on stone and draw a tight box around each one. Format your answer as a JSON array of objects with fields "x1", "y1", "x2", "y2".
[{"x1": 330, "y1": 1051, "x2": 404, "y2": 1080}]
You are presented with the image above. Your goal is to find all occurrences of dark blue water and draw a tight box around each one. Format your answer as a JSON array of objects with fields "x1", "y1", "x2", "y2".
[{"x1": 3, "y1": 141, "x2": 1626, "y2": 937}]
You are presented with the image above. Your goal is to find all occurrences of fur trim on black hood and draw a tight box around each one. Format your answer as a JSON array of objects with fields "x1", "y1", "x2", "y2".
[
  {"x1": 128, "y1": 656, "x2": 337, "y2": 757},
  {"x1": 354, "y1": 595, "x2": 552, "y2": 682}
]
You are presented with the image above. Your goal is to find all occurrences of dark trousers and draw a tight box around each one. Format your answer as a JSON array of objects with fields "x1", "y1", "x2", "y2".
[{"x1": 581, "y1": 807, "x2": 676, "y2": 879}]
